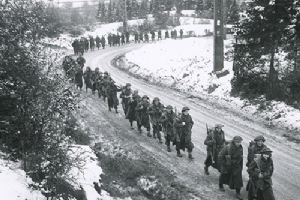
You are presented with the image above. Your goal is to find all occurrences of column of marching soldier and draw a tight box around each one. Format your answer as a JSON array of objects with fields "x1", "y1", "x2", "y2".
[
  {"x1": 63, "y1": 31, "x2": 276, "y2": 200},
  {"x1": 71, "y1": 29, "x2": 185, "y2": 55}
]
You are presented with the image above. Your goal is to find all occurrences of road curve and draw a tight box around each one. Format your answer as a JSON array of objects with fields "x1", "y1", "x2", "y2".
[{"x1": 83, "y1": 44, "x2": 300, "y2": 200}]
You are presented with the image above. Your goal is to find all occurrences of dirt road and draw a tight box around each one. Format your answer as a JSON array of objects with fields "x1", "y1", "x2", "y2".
[{"x1": 81, "y1": 44, "x2": 300, "y2": 200}]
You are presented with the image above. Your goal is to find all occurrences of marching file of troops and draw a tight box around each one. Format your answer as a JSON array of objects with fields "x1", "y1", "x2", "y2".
[{"x1": 63, "y1": 29, "x2": 275, "y2": 200}]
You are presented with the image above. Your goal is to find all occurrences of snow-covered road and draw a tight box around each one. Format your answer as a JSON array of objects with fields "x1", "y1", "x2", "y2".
[{"x1": 83, "y1": 44, "x2": 300, "y2": 200}]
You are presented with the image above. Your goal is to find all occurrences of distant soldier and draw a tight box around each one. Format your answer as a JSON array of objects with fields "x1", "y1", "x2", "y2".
[
  {"x1": 204, "y1": 124, "x2": 226, "y2": 175},
  {"x1": 144, "y1": 32, "x2": 149, "y2": 43},
  {"x1": 91, "y1": 67, "x2": 100, "y2": 95},
  {"x1": 100, "y1": 71, "x2": 110, "y2": 101},
  {"x1": 72, "y1": 39, "x2": 79, "y2": 55},
  {"x1": 218, "y1": 136, "x2": 243, "y2": 200},
  {"x1": 247, "y1": 147, "x2": 275, "y2": 200},
  {"x1": 139, "y1": 32, "x2": 144, "y2": 42},
  {"x1": 148, "y1": 97, "x2": 164, "y2": 143},
  {"x1": 174, "y1": 107, "x2": 194, "y2": 159},
  {"x1": 174, "y1": 29, "x2": 177, "y2": 39},
  {"x1": 134, "y1": 33, "x2": 139, "y2": 43},
  {"x1": 108, "y1": 34, "x2": 112, "y2": 47},
  {"x1": 121, "y1": 33, "x2": 125, "y2": 45},
  {"x1": 106, "y1": 79, "x2": 122, "y2": 113},
  {"x1": 125, "y1": 32, "x2": 130, "y2": 43},
  {"x1": 160, "y1": 105, "x2": 176, "y2": 152},
  {"x1": 165, "y1": 30, "x2": 169, "y2": 39},
  {"x1": 158, "y1": 30, "x2": 162, "y2": 40},
  {"x1": 96, "y1": 36, "x2": 101, "y2": 50},
  {"x1": 74, "y1": 65, "x2": 83, "y2": 90},
  {"x1": 84, "y1": 37, "x2": 89, "y2": 52},
  {"x1": 127, "y1": 90, "x2": 140, "y2": 129},
  {"x1": 79, "y1": 38, "x2": 85, "y2": 55},
  {"x1": 150, "y1": 31, "x2": 155, "y2": 42},
  {"x1": 136, "y1": 95, "x2": 151, "y2": 136},
  {"x1": 180, "y1": 29, "x2": 183, "y2": 39},
  {"x1": 83, "y1": 66, "x2": 93, "y2": 92},
  {"x1": 120, "y1": 83, "x2": 132, "y2": 116},
  {"x1": 247, "y1": 135, "x2": 267, "y2": 167},
  {"x1": 76, "y1": 54, "x2": 86, "y2": 68},
  {"x1": 101, "y1": 36, "x2": 106, "y2": 49},
  {"x1": 116, "y1": 34, "x2": 121, "y2": 46},
  {"x1": 89, "y1": 36, "x2": 95, "y2": 51}
]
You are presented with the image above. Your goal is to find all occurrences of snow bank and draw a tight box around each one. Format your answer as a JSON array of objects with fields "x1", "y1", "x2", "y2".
[
  {"x1": 68, "y1": 145, "x2": 119, "y2": 200},
  {"x1": 123, "y1": 37, "x2": 300, "y2": 133},
  {"x1": 0, "y1": 155, "x2": 45, "y2": 200}
]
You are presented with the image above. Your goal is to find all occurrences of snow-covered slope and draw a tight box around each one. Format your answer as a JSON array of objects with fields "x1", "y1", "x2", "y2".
[
  {"x1": 122, "y1": 37, "x2": 300, "y2": 135},
  {"x1": 0, "y1": 155, "x2": 45, "y2": 200}
]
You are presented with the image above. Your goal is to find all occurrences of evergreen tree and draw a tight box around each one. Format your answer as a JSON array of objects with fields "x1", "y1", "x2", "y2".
[
  {"x1": 227, "y1": 0, "x2": 239, "y2": 24},
  {"x1": 235, "y1": 0, "x2": 294, "y2": 99}
]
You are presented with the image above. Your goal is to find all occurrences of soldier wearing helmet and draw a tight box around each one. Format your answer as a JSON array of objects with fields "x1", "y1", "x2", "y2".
[
  {"x1": 174, "y1": 106, "x2": 194, "y2": 159},
  {"x1": 247, "y1": 135, "x2": 267, "y2": 167},
  {"x1": 160, "y1": 105, "x2": 176, "y2": 152},
  {"x1": 247, "y1": 147, "x2": 275, "y2": 200},
  {"x1": 148, "y1": 97, "x2": 164, "y2": 143},
  {"x1": 136, "y1": 95, "x2": 151, "y2": 136}
]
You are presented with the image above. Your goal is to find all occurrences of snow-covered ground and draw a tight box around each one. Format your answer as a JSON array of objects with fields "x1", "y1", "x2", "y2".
[
  {"x1": 0, "y1": 154, "x2": 45, "y2": 200},
  {"x1": 122, "y1": 37, "x2": 300, "y2": 136}
]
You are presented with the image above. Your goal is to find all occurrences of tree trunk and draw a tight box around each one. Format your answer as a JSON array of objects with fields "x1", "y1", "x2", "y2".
[{"x1": 267, "y1": 45, "x2": 279, "y2": 100}]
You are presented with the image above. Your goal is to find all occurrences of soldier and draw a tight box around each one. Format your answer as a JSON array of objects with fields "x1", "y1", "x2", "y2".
[
  {"x1": 101, "y1": 71, "x2": 110, "y2": 101},
  {"x1": 218, "y1": 136, "x2": 243, "y2": 200},
  {"x1": 83, "y1": 66, "x2": 93, "y2": 92},
  {"x1": 108, "y1": 34, "x2": 112, "y2": 47},
  {"x1": 174, "y1": 29, "x2": 177, "y2": 39},
  {"x1": 89, "y1": 36, "x2": 95, "y2": 51},
  {"x1": 247, "y1": 135, "x2": 267, "y2": 167},
  {"x1": 139, "y1": 32, "x2": 144, "y2": 42},
  {"x1": 126, "y1": 90, "x2": 140, "y2": 129},
  {"x1": 101, "y1": 36, "x2": 106, "y2": 49},
  {"x1": 180, "y1": 29, "x2": 183, "y2": 39},
  {"x1": 204, "y1": 124, "x2": 226, "y2": 175},
  {"x1": 144, "y1": 32, "x2": 149, "y2": 43},
  {"x1": 96, "y1": 72, "x2": 104, "y2": 98},
  {"x1": 134, "y1": 33, "x2": 139, "y2": 43},
  {"x1": 125, "y1": 32, "x2": 130, "y2": 43},
  {"x1": 165, "y1": 30, "x2": 169, "y2": 39},
  {"x1": 84, "y1": 37, "x2": 89, "y2": 52},
  {"x1": 106, "y1": 79, "x2": 121, "y2": 113},
  {"x1": 76, "y1": 54, "x2": 86, "y2": 68},
  {"x1": 121, "y1": 33, "x2": 125, "y2": 45},
  {"x1": 148, "y1": 97, "x2": 164, "y2": 143},
  {"x1": 136, "y1": 95, "x2": 151, "y2": 136},
  {"x1": 247, "y1": 147, "x2": 275, "y2": 200},
  {"x1": 158, "y1": 30, "x2": 162, "y2": 40},
  {"x1": 72, "y1": 39, "x2": 79, "y2": 55},
  {"x1": 160, "y1": 105, "x2": 176, "y2": 152},
  {"x1": 174, "y1": 107, "x2": 194, "y2": 159},
  {"x1": 96, "y1": 36, "x2": 101, "y2": 50},
  {"x1": 74, "y1": 64, "x2": 83, "y2": 90},
  {"x1": 116, "y1": 34, "x2": 121, "y2": 46},
  {"x1": 91, "y1": 67, "x2": 100, "y2": 95},
  {"x1": 150, "y1": 31, "x2": 155, "y2": 42},
  {"x1": 120, "y1": 83, "x2": 132, "y2": 116}
]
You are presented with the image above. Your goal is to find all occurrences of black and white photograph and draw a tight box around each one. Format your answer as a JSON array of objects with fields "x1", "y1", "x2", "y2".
[{"x1": 1, "y1": 0, "x2": 300, "y2": 199}]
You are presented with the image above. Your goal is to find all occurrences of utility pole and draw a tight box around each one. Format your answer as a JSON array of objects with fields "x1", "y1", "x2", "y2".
[
  {"x1": 123, "y1": 0, "x2": 128, "y2": 33},
  {"x1": 213, "y1": 0, "x2": 224, "y2": 72}
]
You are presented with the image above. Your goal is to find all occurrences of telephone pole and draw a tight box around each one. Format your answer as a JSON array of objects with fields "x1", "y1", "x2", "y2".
[
  {"x1": 123, "y1": 0, "x2": 128, "y2": 32},
  {"x1": 213, "y1": 0, "x2": 224, "y2": 72}
]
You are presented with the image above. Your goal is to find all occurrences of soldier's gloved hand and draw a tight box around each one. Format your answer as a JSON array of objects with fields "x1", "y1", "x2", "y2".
[
  {"x1": 258, "y1": 173, "x2": 263, "y2": 178},
  {"x1": 182, "y1": 122, "x2": 186, "y2": 125}
]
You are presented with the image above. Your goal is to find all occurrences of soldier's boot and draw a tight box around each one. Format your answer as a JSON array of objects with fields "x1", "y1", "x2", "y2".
[
  {"x1": 188, "y1": 153, "x2": 194, "y2": 160},
  {"x1": 130, "y1": 122, "x2": 134, "y2": 129},
  {"x1": 115, "y1": 108, "x2": 118, "y2": 113},
  {"x1": 219, "y1": 184, "x2": 225, "y2": 192},
  {"x1": 158, "y1": 132, "x2": 162, "y2": 144},
  {"x1": 153, "y1": 132, "x2": 156, "y2": 139},
  {"x1": 204, "y1": 166, "x2": 210, "y2": 175},
  {"x1": 147, "y1": 131, "x2": 152, "y2": 137},
  {"x1": 167, "y1": 146, "x2": 171, "y2": 152},
  {"x1": 177, "y1": 150, "x2": 183, "y2": 157},
  {"x1": 235, "y1": 189, "x2": 243, "y2": 200}
]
